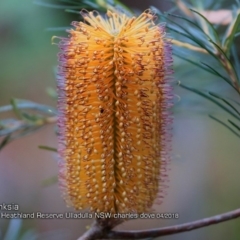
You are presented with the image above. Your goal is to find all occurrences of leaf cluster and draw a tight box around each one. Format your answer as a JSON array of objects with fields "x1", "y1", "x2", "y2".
[
  {"x1": 0, "y1": 99, "x2": 57, "y2": 150},
  {"x1": 153, "y1": 0, "x2": 240, "y2": 137}
]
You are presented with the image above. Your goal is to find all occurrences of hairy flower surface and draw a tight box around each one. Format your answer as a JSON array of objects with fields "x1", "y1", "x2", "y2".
[{"x1": 57, "y1": 9, "x2": 172, "y2": 214}]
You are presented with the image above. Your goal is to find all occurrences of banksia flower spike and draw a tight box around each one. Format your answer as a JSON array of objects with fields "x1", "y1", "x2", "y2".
[{"x1": 57, "y1": 9, "x2": 173, "y2": 214}]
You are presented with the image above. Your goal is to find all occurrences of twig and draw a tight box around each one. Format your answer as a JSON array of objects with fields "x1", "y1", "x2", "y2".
[
  {"x1": 108, "y1": 208, "x2": 240, "y2": 239},
  {"x1": 77, "y1": 218, "x2": 124, "y2": 240},
  {"x1": 77, "y1": 208, "x2": 240, "y2": 239},
  {"x1": 0, "y1": 100, "x2": 57, "y2": 115}
]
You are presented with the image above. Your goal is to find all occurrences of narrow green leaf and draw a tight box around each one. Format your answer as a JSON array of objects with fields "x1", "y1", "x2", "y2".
[
  {"x1": 209, "y1": 91, "x2": 240, "y2": 116},
  {"x1": 232, "y1": 99, "x2": 240, "y2": 106},
  {"x1": 228, "y1": 119, "x2": 240, "y2": 131},
  {"x1": 0, "y1": 119, "x2": 24, "y2": 137},
  {"x1": 10, "y1": 100, "x2": 43, "y2": 123},
  {"x1": 209, "y1": 39, "x2": 239, "y2": 81},
  {"x1": 223, "y1": 10, "x2": 240, "y2": 55},
  {"x1": 34, "y1": 0, "x2": 81, "y2": 9},
  {"x1": 45, "y1": 26, "x2": 70, "y2": 31},
  {"x1": 41, "y1": 176, "x2": 58, "y2": 187},
  {"x1": 200, "y1": 62, "x2": 233, "y2": 87},
  {"x1": 167, "y1": 12, "x2": 216, "y2": 42},
  {"x1": 10, "y1": 98, "x2": 23, "y2": 120},
  {"x1": 151, "y1": 5, "x2": 178, "y2": 15},
  {"x1": 173, "y1": 52, "x2": 215, "y2": 75},
  {"x1": 65, "y1": 9, "x2": 81, "y2": 14},
  {"x1": 59, "y1": 0, "x2": 79, "y2": 4},
  {"x1": 174, "y1": 52, "x2": 233, "y2": 88},
  {"x1": 209, "y1": 39, "x2": 240, "y2": 88},
  {"x1": 166, "y1": 24, "x2": 216, "y2": 59},
  {"x1": 190, "y1": 8, "x2": 221, "y2": 44},
  {"x1": 21, "y1": 113, "x2": 46, "y2": 125},
  {"x1": 0, "y1": 99, "x2": 57, "y2": 115},
  {"x1": 167, "y1": 26, "x2": 210, "y2": 53},
  {"x1": 232, "y1": 45, "x2": 240, "y2": 80},
  {"x1": 82, "y1": 0, "x2": 101, "y2": 9},
  {"x1": 179, "y1": 82, "x2": 240, "y2": 120},
  {"x1": 0, "y1": 128, "x2": 18, "y2": 137},
  {"x1": 209, "y1": 115, "x2": 240, "y2": 138},
  {"x1": 39, "y1": 145, "x2": 57, "y2": 152},
  {"x1": 11, "y1": 126, "x2": 43, "y2": 143},
  {"x1": 0, "y1": 134, "x2": 12, "y2": 151}
]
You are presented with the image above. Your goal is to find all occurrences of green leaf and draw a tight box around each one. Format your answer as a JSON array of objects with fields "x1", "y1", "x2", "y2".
[
  {"x1": 65, "y1": 9, "x2": 80, "y2": 14},
  {"x1": 173, "y1": 52, "x2": 233, "y2": 89},
  {"x1": 209, "y1": 115, "x2": 240, "y2": 138},
  {"x1": 151, "y1": 5, "x2": 178, "y2": 15},
  {"x1": 173, "y1": 52, "x2": 215, "y2": 75},
  {"x1": 167, "y1": 25, "x2": 212, "y2": 54},
  {"x1": 14, "y1": 126, "x2": 43, "y2": 139},
  {"x1": 167, "y1": 12, "x2": 217, "y2": 44},
  {"x1": 21, "y1": 112, "x2": 43, "y2": 123},
  {"x1": 228, "y1": 119, "x2": 240, "y2": 131},
  {"x1": 0, "y1": 99, "x2": 57, "y2": 115},
  {"x1": 38, "y1": 145, "x2": 57, "y2": 152},
  {"x1": 59, "y1": 0, "x2": 80, "y2": 4},
  {"x1": 0, "y1": 126, "x2": 43, "y2": 151},
  {"x1": 200, "y1": 62, "x2": 233, "y2": 87},
  {"x1": 5, "y1": 101, "x2": 51, "y2": 124},
  {"x1": 190, "y1": 8, "x2": 221, "y2": 45},
  {"x1": 34, "y1": 0, "x2": 81, "y2": 9},
  {"x1": 41, "y1": 176, "x2": 58, "y2": 187},
  {"x1": 209, "y1": 91, "x2": 240, "y2": 116},
  {"x1": 10, "y1": 98, "x2": 23, "y2": 120},
  {"x1": 0, "y1": 119, "x2": 24, "y2": 136},
  {"x1": 223, "y1": 9, "x2": 240, "y2": 55},
  {"x1": 166, "y1": 21, "x2": 217, "y2": 59},
  {"x1": 45, "y1": 26, "x2": 70, "y2": 31},
  {"x1": 232, "y1": 45, "x2": 240, "y2": 80},
  {"x1": 82, "y1": 0, "x2": 101, "y2": 9},
  {"x1": 158, "y1": 12, "x2": 214, "y2": 53},
  {"x1": 178, "y1": 82, "x2": 240, "y2": 120},
  {"x1": 209, "y1": 39, "x2": 240, "y2": 87},
  {"x1": 0, "y1": 134, "x2": 12, "y2": 151}
]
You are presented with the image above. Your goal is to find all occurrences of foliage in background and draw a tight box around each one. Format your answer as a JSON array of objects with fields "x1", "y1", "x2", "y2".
[{"x1": 155, "y1": 0, "x2": 240, "y2": 138}]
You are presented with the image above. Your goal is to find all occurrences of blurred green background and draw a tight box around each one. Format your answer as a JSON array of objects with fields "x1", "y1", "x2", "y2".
[{"x1": 0, "y1": 0, "x2": 239, "y2": 239}]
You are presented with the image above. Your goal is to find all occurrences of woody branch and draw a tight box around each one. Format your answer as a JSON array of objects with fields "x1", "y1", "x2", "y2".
[{"x1": 77, "y1": 208, "x2": 240, "y2": 239}]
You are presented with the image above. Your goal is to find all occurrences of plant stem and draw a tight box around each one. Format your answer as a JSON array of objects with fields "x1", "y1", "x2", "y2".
[{"x1": 77, "y1": 208, "x2": 240, "y2": 239}]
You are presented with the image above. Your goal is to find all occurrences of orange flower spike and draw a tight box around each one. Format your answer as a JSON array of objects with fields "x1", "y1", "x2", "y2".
[{"x1": 57, "y1": 9, "x2": 173, "y2": 214}]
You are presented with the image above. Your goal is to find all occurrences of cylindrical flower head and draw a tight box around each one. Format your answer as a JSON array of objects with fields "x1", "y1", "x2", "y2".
[{"x1": 57, "y1": 9, "x2": 172, "y2": 214}]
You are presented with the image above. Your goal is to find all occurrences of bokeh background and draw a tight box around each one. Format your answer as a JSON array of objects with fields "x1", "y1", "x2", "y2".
[{"x1": 0, "y1": 0, "x2": 240, "y2": 239}]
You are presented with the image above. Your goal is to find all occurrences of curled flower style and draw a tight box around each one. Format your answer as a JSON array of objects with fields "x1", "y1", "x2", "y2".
[{"x1": 57, "y1": 9, "x2": 173, "y2": 214}]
